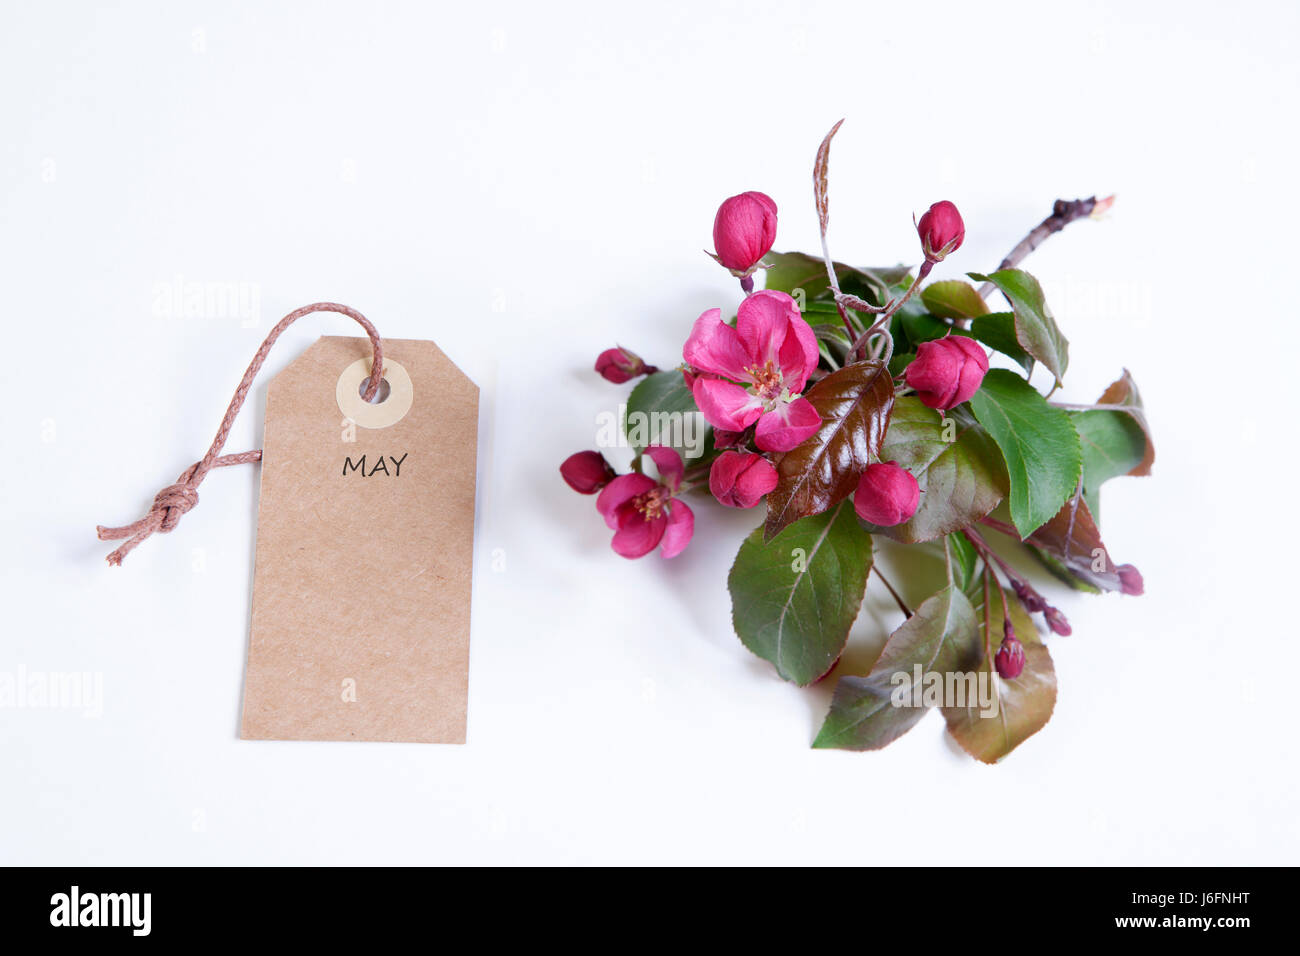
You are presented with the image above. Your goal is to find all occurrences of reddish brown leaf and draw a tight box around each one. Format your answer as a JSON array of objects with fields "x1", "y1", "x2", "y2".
[
  {"x1": 813, "y1": 119, "x2": 844, "y2": 237},
  {"x1": 764, "y1": 360, "x2": 894, "y2": 541},
  {"x1": 1026, "y1": 495, "x2": 1122, "y2": 591},
  {"x1": 1098, "y1": 369, "x2": 1154, "y2": 476}
]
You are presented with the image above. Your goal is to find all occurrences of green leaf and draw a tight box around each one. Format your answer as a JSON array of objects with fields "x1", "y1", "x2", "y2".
[
  {"x1": 729, "y1": 502, "x2": 871, "y2": 686},
  {"x1": 969, "y1": 312, "x2": 1033, "y2": 373},
  {"x1": 763, "y1": 251, "x2": 909, "y2": 305},
  {"x1": 969, "y1": 269, "x2": 1068, "y2": 384},
  {"x1": 1097, "y1": 369, "x2": 1155, "y2": 476},
  {"x1": 967, "y1": 370, "x2": 1082, "y2": 538},
  {"x1": 941, "y1": 584, "x2": 1057, "y2": 763},
  {"x1": 813, "y1": 586, "x2": 981, "y2": 750},
  {"x1": 865, "y1": 398, "x2": 1008, "y2": 544},
  {"x1": 623, "y1": 370, "x2": 709, "y2": 460},
  {"x1": 764, "y1": 361, "x2": 895, "y2": 541},
  {"x1": 921, "y1": 279, "x2": 989, "y2": 320},
  {"x1": 1070, "y1": 409, "x2": 1147, "y2": 516},
  {"x1": 945, "y1": 533, "x2": 979, "y2": 592}
]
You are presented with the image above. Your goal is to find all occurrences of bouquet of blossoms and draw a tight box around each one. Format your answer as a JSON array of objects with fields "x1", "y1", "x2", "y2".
[{"x1": 560, "y1": 121, "x2": 1152, "y2": 761}]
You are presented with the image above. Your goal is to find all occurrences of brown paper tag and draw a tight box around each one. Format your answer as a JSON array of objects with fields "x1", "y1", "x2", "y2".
[{"x1": 239, "y1": 335, "x2": 478, "y2": 743}]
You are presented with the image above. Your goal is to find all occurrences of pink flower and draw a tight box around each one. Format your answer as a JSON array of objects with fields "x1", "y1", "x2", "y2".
[
  {"x1": 595, "y1": 446, "x2": 694, "y2": 559},
  {"x1": 904, "y1": 335, "x2": 989, "y2": 410},
  {"x1": 995, "y1": 632, "x2": 1026, "y2": 679},
  {"x1": 853, "y1": 461, "x2": 920, "y2": 526},
  {"x1": 560, "y1": 450, "x2": 616, "y2": 494},
  {"x1": 595, "y1": 346, "x2": 654, "y2": 384},
  {"x1": 711, "y1": 191, "x2": 778, "y2": 275},
  {"x1": 709, "y1": 451, "x2": 778, "y2": 509},
  {"x1": 916, "y1": 200, "x2": 965, "y2": 263},
  {"x1": 1117, "y1": 563, "x2": 1144, "y2": 596},
  {"x1": 682, "y1": 290, "x2": 821, "y2": 453}
]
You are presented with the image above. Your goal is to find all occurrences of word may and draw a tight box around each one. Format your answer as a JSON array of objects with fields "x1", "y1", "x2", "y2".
[
  {"x1": 50, "y1": 886, "x2": 151, "y2": 937},
  {"x1": 342, "y1": 453, "x2": 408, "y2": 477},
  {"x1": 890, "y1": 665, "x2": 999, "y2": 718},
  {"x1": 0, "y1": 666, "x2": 102, "y2": 718}
]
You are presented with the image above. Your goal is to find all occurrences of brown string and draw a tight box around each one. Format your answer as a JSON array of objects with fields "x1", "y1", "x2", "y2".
[{"x1": 97, "y1": 302, "x2": 384, "y2": 566}]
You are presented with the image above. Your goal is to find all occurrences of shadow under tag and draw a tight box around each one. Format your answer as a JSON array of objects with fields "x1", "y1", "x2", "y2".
[{"x1": 240, "y1": 335, "x2": 478, "y2": 743}]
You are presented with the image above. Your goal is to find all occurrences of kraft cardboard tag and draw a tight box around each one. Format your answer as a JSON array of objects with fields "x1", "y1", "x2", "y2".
[{"x1": 240, "y1": 335, "x2": 478, "y2": 743}]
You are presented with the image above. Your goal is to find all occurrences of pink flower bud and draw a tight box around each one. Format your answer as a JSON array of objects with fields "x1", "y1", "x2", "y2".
[
  {"x1": 560, "y1": 450, "x2": 617, "y2": 494},
  {"x1": 711, "y1": 191, "x2": 778, "y2": 275},
  {"x1": 995, "y1": 634, "x2": 1026, "y2": 679},
  {"x1": 904, "y1": 335, "x2": 989, "y2": 410},
  {"x1": 1044, "y1": 606, "x2": 1072, "y2": 636},
  {"x1": 595, "y1": 346, "x2": 654, "y2": 384},
  {"x1": 916, "y1": 200, "x2": 965, "y2": 262},
  {"x1": 853, "y1": 461, "x2": 920, "y2": 526},
  {"x1": 709, "y1": 451, "x2": 778, "y2": 509},
  {"x1": 1117, "y1": 563, "x2": 1144, "y2": 596}
]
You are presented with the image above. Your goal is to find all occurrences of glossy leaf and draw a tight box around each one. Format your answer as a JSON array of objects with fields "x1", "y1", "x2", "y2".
[
  {"x1": 969, "y1": 269, "x2": 1068, "y2": 384},
  {"x1": 730, "y1": 502, "x2": 871, "y2": 686},
  {"x1": 1070, "y1": 408, "x2": 1148, "y2": 516},
  {"x1": 764, "y1": 361, "x2": 895, "y2": 541},
  {"x1": 941, "y1": 584, "x2": 1057, "y2": 763},
  {"x1": 813, "y1": 586, "x2": 981, "y2": 750},
  {"x1": 969, "y1": 312, "x2": 1034, "y2": 373},
  {"x1": 865, "y1": 398, "x2": 1008, "y2": 544},
  {"x1": 967, "y1": 370, "x2": 1082, "y2": 538},
  {"x1": 921, "y1": 279, "x2": 989, "y2": 320},
  {"x1": 1097, "y1": 369, "x2": 1155, "y2": 476}
]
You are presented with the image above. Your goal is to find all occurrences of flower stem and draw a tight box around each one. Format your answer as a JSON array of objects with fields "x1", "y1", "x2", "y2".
[{"x1": 872, "y1": 565, "x2": 912, "y2": 617}]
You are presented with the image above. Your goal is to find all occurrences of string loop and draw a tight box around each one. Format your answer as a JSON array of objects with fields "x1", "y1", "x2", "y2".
[{"x1": 97, "y1": 303, "x2": 383, "y2": 566}]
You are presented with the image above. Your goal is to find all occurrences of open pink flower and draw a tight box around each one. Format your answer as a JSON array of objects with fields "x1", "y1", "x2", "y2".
[
  {"x1": 595, "y1": 446, "x2": 694, "y2": 559},
  {"x1": 682, "y1": 290, "x2": 821, "y2": 453}
]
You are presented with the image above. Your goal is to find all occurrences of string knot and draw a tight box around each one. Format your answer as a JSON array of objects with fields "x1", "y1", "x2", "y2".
[{"x1": 152, "y1": 481, "x2": 200, "y2": 532}]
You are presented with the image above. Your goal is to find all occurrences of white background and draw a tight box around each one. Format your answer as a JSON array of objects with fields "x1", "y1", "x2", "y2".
[{"x1": 2, "y1": 1, "x2": 1297, "y2": 865}]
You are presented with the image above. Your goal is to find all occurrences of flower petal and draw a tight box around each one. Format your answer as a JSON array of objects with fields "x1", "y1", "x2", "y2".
[
  {"x1": 683, "y1": 308, "x2": 751, "y2": 381},
  {"x1": 595, "y1": 473, "x2": 656, "y2": 529},
  {"x1": 642, "y1": 445, "x2": 684, "y2": 492},
  {"x1": 735, "y1": 290, "x2": 797, "y2": 366},
  {"x1": 611, "y1": 509, "x2": 667, "y2": 558},
  {"x1": 777, "y1": 312, "x2": 820, "y2": 393},
  {"x1": 692, "y1": 377, "x2": 763, "y2": 432},
  {"x1": 659, "y1": 500, "x2": 694, "y2": 558},
  {"x1": 754, "y1": 396, "x2": 822, "y2": 452}
]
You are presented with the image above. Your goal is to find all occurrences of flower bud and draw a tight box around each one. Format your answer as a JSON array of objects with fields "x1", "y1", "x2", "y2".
[
  {"x1": 1117, "y1": 563, "x2": 1144, "y2": 596},
  {"x1": 560, "y1": 450, "x2": 617, "y2": 494},
  {"x1": 595, "y1": 346, "x2": 654, "y2": 384},
  {"x1": 904, "y1": 335, "x2": 989, "y2": 410},
  {"x1": 916, "y1": 200, "x2": 965, "y2": 262},
  {"x1": 1044, "y1": 606, "x2": 1072, "y2": 636},
  {"x1": 709, "y1": 451, "x2": 778, "y2": 509},
  {"x1": 853, "y1": 461, "x2": 920, "y2": 526},
  {"x1": 995, "y1": 634, "x2": 1026, "y2": 679},
  {"x1": 711, "y1": 191, "x2": 778, "y2": 275}
]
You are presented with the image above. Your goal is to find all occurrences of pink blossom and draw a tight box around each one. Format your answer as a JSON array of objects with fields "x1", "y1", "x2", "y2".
[
  {"x1": 560, "y1": 450, "x2": 616, "y2": 494},
  {"x1": 853, "y1": 461, "x2": 920, "y2": 526},
  {"x1": 709, "y1": 451, "x2": 778, "y2": 509},
  {"x1": 904, "y1": 335, "x2": 989, "y2": 410},
  {"x1": 916, "y1": 200, "x2": 965, "y2": 263},
  {"x1": 595, "y1": 346, "x2": 654, "y2": 384},
  {"x1": 595, "y1": 446, "x2": 694, "y2": 559},
  {"x1": 711, "y1": 191, "x2": 778, "y2": 275},
  {"x1": 682, "y1": 290, "x2": 821, "y2": 453}
]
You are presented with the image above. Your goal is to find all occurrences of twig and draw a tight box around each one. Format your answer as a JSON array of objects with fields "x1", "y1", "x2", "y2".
[
  {"x1": 872, "y1": 565, "x2": 912, "y2": 617},
  {"x1": 977, "y1": 195, "x2": 1112, "y2": 298}
]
